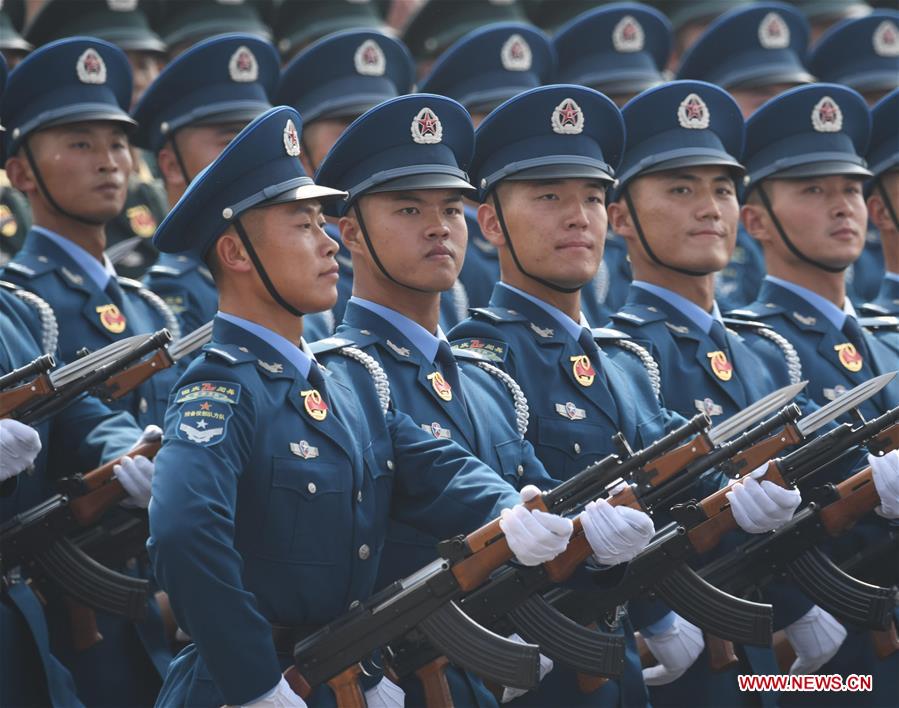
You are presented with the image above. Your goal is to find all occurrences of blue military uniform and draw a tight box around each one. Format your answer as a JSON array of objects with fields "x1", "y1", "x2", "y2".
[
  {"x1": 676, "y1": 3, "x2": 817, "y2": 311},
  {"x1": 730, "y1": 83, "x2": 899, "y2": 706},
  {"x1": 449, "y1": 84, "x2": 700, "y2": 707},
  {"x1": 147, "y1": 104, "x2": 524, "y2": 707}
]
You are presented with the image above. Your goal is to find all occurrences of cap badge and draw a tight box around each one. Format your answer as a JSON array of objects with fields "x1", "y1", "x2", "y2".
[
  {"x1": 354, "y1": 39, "x2": 386, "y2": 76},
  {"x1": 501, "y1": 33, "x2": 532, "y2": 71},
  {"x1": 411, "y1": 107, "x2": 443, "y2": 144},
  {"x1": 283, "y1": 119, "x2": 301, "y2": 156},
  {"x1": 677, "y1": 93, "x2": 710, "y2": 129},
  {"x1": 612, "y1": 15, "x2": 645, "y2": 53},
  {"x1": 551, "y1": 98, "x2": 584, "y2": 135},
  {"x1": 758, "y1": 12, "x2": 790, "y2": 49},
  {"x1": 873, "y1": 20, "x2": 899, "y2": 57},
  {"x1": 229, "y1": 46, "x2": 258, "y2": 82},
  {"x1": 76, "y1": 48, "x2": 107, "y2": 84},
  {"x1": 811, "y1": 96, "x2": 842, "y2": 133}
]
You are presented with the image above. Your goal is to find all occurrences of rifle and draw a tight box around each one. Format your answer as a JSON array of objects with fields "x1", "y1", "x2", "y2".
[{"x1": 298, "y1": 382, "x2": 807, "y2": 699}]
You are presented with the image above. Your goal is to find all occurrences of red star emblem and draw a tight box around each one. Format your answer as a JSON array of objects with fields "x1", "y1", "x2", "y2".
[
  {"x1": 766, "y1": 19, "x2": 782, "y2": 36},
  {"x1": 236, "y1": 51, "x2": 252, "y2": 71},
  {"x1": 685, "y1": 98, "x2": 704, "y2": 120},
  {"x1": 417, "y1": 110, "x2": 439, "y2": 136},
  {"x1": 509, "y1": 40, "x2": 524, "y2": 59},
  {"x1": 84, "y1": 55, "x2": 100, "y2": 73},
  {"x1": 557, "y1": 100, "x2": 579, "y2": 126},
  {"x1": 200, "y1": 402, "x2": 211, "y2": 411},
  {"x1": 819, "y1": 101, "x2": 837, "y2": 123},
  {"x1": 883, "y1": 26, "x2": 897, "y2": 44},
  {"x1": 362, "y1": 46, "x2": 379, "y2": 64},
  {"x1": 622, "y1": 21, "x2": 637, "y2": 40}
]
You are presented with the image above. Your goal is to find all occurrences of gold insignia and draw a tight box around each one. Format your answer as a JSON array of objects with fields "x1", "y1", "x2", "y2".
[
  {"x1": 301, "y1": 389, "x2": 328, "y2": 420},
  {"x1": 570, "y1": 355, "x2": 596, "y2": 386},
  {"x1": 427, "y1": 371, "x2": 453, "y2": 401},
  {"x1": 126, "y1": 205, "x2": 157, "y2": 238},
  {"x1": 96, "y1": 303, "x2": 126, "y2": 333},
  {"x1": 707, "y1": 350, "x2": 733, "y2": 381},
  {"x1": 834, "y1": 342, "x2": 863, "y2": 372}
]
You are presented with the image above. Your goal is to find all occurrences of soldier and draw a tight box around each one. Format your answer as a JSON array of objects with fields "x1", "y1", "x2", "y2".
[
  {"x1": 418, "y1": 23, "x2": 554, "y2": 311},
  {"x1": 0, "y1": 0, "x2": 30, "y2": 68},
  {"x1": 271, "y1": 0, "x2": 388, "y2": 61},
  {"x1": 25, "y1": 0, "x2": 170, "y2": 279},
  {"x1": 734, "y1": 82, "x2": 899, "y2": 702},
  {"x1": 677, "y1": 2, "x2": 816, "y2": 312},
  {"x1": 449, "y1": 83, "x2": 800, "y2": 706},
  {"x1": 153, "y1": 0, "x2": 273, "y2": 58},
  {"x1": 792, "y1": 0, "x2": 874, "y2": 43},
  {"x1": 0, "y1": 53, "x2": 30, "y2": 267},
  {"x1": 314, "y1": 92, "x2": 656, "y2": 705},
  {"x1": 146, "y1": 104, "x2": 578, "y2": 707},
  {"x1": 551, "y1": 2, "x2": 674, "y2": 323},
  {"x1": 808, "y1": 10, "x2": 899, "y2": 304}
]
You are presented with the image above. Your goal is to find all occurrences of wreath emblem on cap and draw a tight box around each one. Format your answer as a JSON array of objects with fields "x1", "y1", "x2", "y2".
[
  {"x1": 354, "y1": 39, "x2": 386, "y2": 76},
  {"x1": 678, "y1": 93, "x2": 710, "y2": 129},
  {"x1": 811, "y1": 96, "x2": 842, "y2": 133},
  {"x1": 229, "y1": 46, "x2": 258, "y2": 82},
  {"x1": 551, "y1": 98, "x2": 584, "y2": 135},
  {"x1": 873, "y1": 20, "x2": 899, "y2": 58},
  {"x1": 758, "y1": 12, "x2": 790, "y2": 49},
  {"x1": 411, "y1": 107, "x2": 443, "y2": 144},
  {"x1": 77, "y1": 48, "x2": 107, "y2": 84},
  {"x1": 283, "y1": 119, "x2": 301, "y2": 156},
  {"x1": 501, "y1": 34, "x2": 532, "y2": 71},
  {"x1": 612, "y1": 15, "x2": 644, "y2": 53}
]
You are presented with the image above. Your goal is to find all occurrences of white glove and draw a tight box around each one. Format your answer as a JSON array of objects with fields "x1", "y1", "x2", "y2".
[
  {"x1": 500, "y1": 485, "x2": 572, "y2": 566},
  {"x1": 364, "y1": 676, "x2": 405, "y2": 708},
  {"x1": 501, "y1": 633, "x2": 554, "y2": 703},
  {"x1": 580, "y1": 498, "x2": 654, "y2": 566},
  {"x1": 0, "y1": 418, "x2": 42, "y2": 481},
  {"x1": 871, "y1": 450, "x2": 899, "y2": 519},
  {"x1": 726, "y1": 464, "x2": 801, "y2": 533},
  {"x1": 136, "y1": 424, "x2": 163, "y2": 446},
  {"x1": 641, "y1": 614, "x2": 704, "y2": 686},
  {"x1": 784, "y1": 605, "x2": 847, "y2": 674},
  {"x1": 115, "y1": 455, "x2": 154, "y2": 508},
  {"x1": 237, "y1": 676, "x2": 307, "y2": 707}
]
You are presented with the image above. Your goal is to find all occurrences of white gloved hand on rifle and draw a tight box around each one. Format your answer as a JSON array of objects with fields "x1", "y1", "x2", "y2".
[
  {"x1": 500, "y1": 485, "x2": 572, "y2": 566},
  {"x1": 580, "y1": 498, "x2": 654, "y2": 566},
  {"x1": 0, "y1": 418, "x2": 41, "y2": 481},
  {"x1": 726, "y1": 463, "x2": 801, "y2": 533}
]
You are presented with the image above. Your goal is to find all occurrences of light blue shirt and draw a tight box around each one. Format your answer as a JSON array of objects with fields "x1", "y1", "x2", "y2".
[
  {"x1": 349, "y1": 296, "x2": 446, "y2": 363},
  {"x1": 886, "y1": 272, "x2": 899, "y2": 283},
  {"x1": 217, "y1": 311, "x2": 313, "y2": 379},
  {"x1": 766, "y1": 275, "x2": 857, "y2": 330},
  {"x1": 33, "y1": 226, "x2": 116, "y2": 291},
  {"x1": 498, "y1": 283, "x2": 587, "y2": 341},
  {"x1": 632, "y1": 281, "x2": 725, "y2": 335}
]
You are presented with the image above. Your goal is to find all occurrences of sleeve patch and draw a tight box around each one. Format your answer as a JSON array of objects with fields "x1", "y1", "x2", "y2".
[
  {"x1": 175, "y1": 381, "x2": 241, "y2": 404},
  {"x1": 174, "y1": 381, "x2": 241, "y2": 447},
  {"x1": 451, "y1": 337, "x2": 508, "y2": 363}
]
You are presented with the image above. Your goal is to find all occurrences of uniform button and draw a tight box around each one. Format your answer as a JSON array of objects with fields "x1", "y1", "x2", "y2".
[
  {"x1": 516, "y1": 465, "x2": 524, "y2": 477},
  {"x1": 38, "y1": 256, "x2": 48, "y2": 263},
  {"x1": 386, "y1": 460, "x2": 394, "y2": 471},
  {"x1": 356, "y1": 490, "x2": 363, "y2": 503},
  {"x1": 307, "y1": 482, "x2": 317, "y2": 494},
  {"x1": 139, "y1": 398, "x2": 148, "y2": 414},
  {"x1": 573, "y1": 442, "x2": 582, "y2": 454},
  {"x1": 358, "y1": 544, "x2": 370, "y2": 560}
]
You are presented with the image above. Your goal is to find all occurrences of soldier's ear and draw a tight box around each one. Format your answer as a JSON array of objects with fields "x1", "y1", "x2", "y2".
[
  {"x1": 476, "y1": 198, "x2": 505, "y2": 247},
  {"x1": 867, "y1": 191, "x2": 895, "y2": 235},
  {"x1": 741, "y1": 202, "x2": 771, "y2": 244},
  {"x1": 157, "y1": 143, "x2": 186, "y2": 191},
  {"x1": 606, "y1": 200, "x2": 633, "y2": 239},
  {"x1": 338, "y1": 212, "x2": 366, "y2": 255},
  {"x1": 215, "y1": 229, "x2": 254, "y2": 274},
  {"x1": 4, "y1": 154, "x2": 37, "y2": 195}
]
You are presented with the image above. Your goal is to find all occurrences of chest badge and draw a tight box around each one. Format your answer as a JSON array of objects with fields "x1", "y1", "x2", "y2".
[
  {"x1": 290, "y1": 440, "x2": 319, "y2": 459},
  {"x1": 427, "y1": 371, "x2": 453, "y2": 401},
  {"x1": 694, "y1": 397, "x2": 723, "y2": 416},
  {"x1": 555, "y1": 402, "x2": 586, "y2": 420},
  {"x1": 834, "y1": 343, "x2": 863, "y2": 372},
  {"x1": 707, "y1": 351, "x2": 733, "y2": 381},
  {"x1": 300, "y1": 389, "x2": 328, "y2": 421},
  {"x1": 96, "y1": 303, "x2": 127, "y2": 333},
  {"x1": 570, "y1": 355, "x2": 596, "y2": 387},
  {"x1": 421, "y1": 422, "x2": 452, "y2": 439}
]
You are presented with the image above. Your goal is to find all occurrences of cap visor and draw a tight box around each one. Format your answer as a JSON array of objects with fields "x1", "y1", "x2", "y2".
[
  {"x1": 773, "y1": 160, "x2": 873, "y2": 179},
  {"x1": 731, "y1": 70, "x2": 815, "y2": 89},
  {"x1": 367, "y1": 173, "x2": 476, "y2": 194},
  {"x1": 44, "y1": 110, "x2": 137, "y2": 131},
  {"x1": 262, "y1": 184, "x2": 349, "y2": 207},
  {"x1": 504, "y1": 162, "x2": 615, "y2": 183},
  {"x1": 641, "y1": 154, "x2": 745, "y2": 176}
]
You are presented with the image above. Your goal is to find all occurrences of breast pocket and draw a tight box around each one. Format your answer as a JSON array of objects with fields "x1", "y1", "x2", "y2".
[
  {"x1": 363, "y1": 436, "x2": 394, "y2": 544},
  {"x1": 535, "y1": 416, "x2": 619, "y2": 480},
  {"x1": 261, "y1": 456, "x2": 350, "y2": 564}
]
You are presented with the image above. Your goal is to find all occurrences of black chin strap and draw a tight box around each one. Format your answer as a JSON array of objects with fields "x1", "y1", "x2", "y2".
[
  {"x1": 876, "y1": 178, "x2": 899, "y2": 233},
  {"x1": 492, "y1": 189, "x2": 584, "y2": 294},
  {"x1": 233, "y1": 217, "x2": 307, "y2": 317},
  {"x1": 756, "y1": 182, "x2": 846, "y2": 274},
  {"x1": 352, "y1": 202, "x2": 430, "y2": 293},
  {"x1": 622, "y1": 187, "x2": 714, "y2": 277},
  {"x1": 23, "y1": 139, "x2": 106, "y2": 226},
  {"x1": 168, "y1": 131, "x2": 193, "y2": 186}
]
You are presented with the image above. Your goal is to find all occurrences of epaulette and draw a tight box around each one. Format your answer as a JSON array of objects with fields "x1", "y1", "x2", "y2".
[
  {"x1": 470, "y1": 306, "x2": 528, "y2": 323},
  {"x1": 726, "y1": 304, "x2": 783, "y2": 319},
  {"x1": 859, "y1": 315, "x2": 899, "y2": 331},
  {"x1": 722, "y1": 316, "x2": 769, "y2": 329},
  {"x1": 860, "y1": 302, "x2": 891, "y2": 316},
  {"x1": 724, "y1": 317, "x2": 803, "y2": 385},
  {"x1": 201, "y1": 342, "x2": 257, "y2": 366},
  {"x1": 147, "y1": 254, "x2": 201, "y2": 279},
  {"x1": 310, "y1": 333, "x2": 379, "y2": 356},
  {"x1": 451, "y1": 347, "x2": 489, "y2": 362},
  {"x1": 119, "y1": 276, "x2": 181, "y2": 339},
  {"x1": 591, "y1": 326, "x2": 631, "y2": 341},
  {"x1": 116, "y1": 276, "x2": 144, "y2": 290},
  {"x1": 610, "y1": 305, "x2": 667, "y2": 327},
  {"x1": 3, "y1": 256, "x2": 54, "y2": 279}
]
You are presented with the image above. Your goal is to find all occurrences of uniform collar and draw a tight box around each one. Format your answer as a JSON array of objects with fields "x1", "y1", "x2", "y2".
[
  {"x1": 631, "y1": 281, "x2": 724, "y2": 335},
  {"x1": 497, "y1": 282, "x2": 588, "y2": 340},
  {"x1": 216, "y1": 311, "x2": 313, "y2": 378},
  {"x1": 32, "y1": 225, "x2": 116, "y2": 290},
  {"x1": 885, "y1": 272, "x2": 899, "y2": 283},
  {"x1": 765, "y1": 275, "x2": 856, "y2": 330},
  {"x1": 349, "y1": 296, "x2": 446, "y2": 363}
]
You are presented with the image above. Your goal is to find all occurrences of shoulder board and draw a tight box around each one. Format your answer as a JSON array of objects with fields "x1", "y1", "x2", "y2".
[
  {"x1": 146, "y1": 264, "x2": 182, "y2": 277},
  {"x1": 611, "y1": 305, "x2": 667, "y2": 326},
  {"x1": 859, "y1": 302, "x2": 891, "y2": 316},
  {"x1": 722, "y1": 316, "x2": 769, "y2": 329},
  {"x1": 451, "y1": 347, "x2": 489, "y2": 362},
  {"x1": 470, "y1": 307, "x2": 527, "y2": 323},
  {"x1": 201, "y1": 343, "x2": 256, "y2": 366},
  {"x1": 859, "y1": 315, "x2": 899, "y2": 330},
  {"x1": 591, "y1": 326, "x2": 631, "y2": 341},
  {"x1": 3, "y1": 258, "x2": 51, "y2": 279},
  {"x1": 308, "y1": 336, "x2": 359, "y2": 356},
  {"x1": 0, "y1": 279, "x2": 17, "y2": 291},
  {"x1": 726, "y1": 304, "x2": 782, "y2": 319},
  {"x1": 116, "y1": 276, "x2": 143, "y2": 289}
]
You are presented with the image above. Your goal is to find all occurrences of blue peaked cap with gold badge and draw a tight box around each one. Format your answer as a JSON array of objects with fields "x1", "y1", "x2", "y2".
[
  {"x1": 867, "y1": 87, "x2": 899, "y2": 179},
  {"x1": 676, "y1": 2, "x2": 814, "y2": 89},
  {"x1": 742, "y1": 83, "x2": 871, "y2": 191},
  {"x1": 418, "y1": 23, "x2": 554, "y2": 114},
  {"x1": 131, "y1": 34, "x2": 279, "y2": 153},
  {"x1": 0, "y1": 36, "x2": 134, "y2": 164},
  {"x1": 553, "y1": 3, "x2": 671, "y2": 97},
  {"x1": 275, "y1": 29, "x2": 414, "y2": 125},
  {"x1": 471, "y1": 84, "x2": 624, "y2": 201},
  {"x1": 153, "y1": 106, "x2": 346, "y2": 257},
  {"x1": 315, "y1": 94, "x2": 475, "y2": 217},
  {"x1": 614, "y1": 80, "x2": 744, "y2": 194},
  {"x1": 808, "y1": 10, "x2": 899, "y2": 93}
]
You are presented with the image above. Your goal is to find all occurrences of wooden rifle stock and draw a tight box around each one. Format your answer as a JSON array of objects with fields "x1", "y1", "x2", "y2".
[
  {"x1": 818, "y1": 467, "x2": 879, "y2": 537},
  {"x1": 871, "y1": 621, "x2": 899, "y2": 660},
  {"x1": 0, "y1": 373, "x2": 55, "y2": 418},
  {"x1": 98, "y1": 349, "x2": 174, "y2": 400},
  {"x1": 284, "y1": 664, "x2": 366, "y2": 707},
  {"x1": 64, "y1": 594, "x2": 103, "y2": 651},
  {"x1": 415, "y1": 656, "x2": 455, "y2": 707}
]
